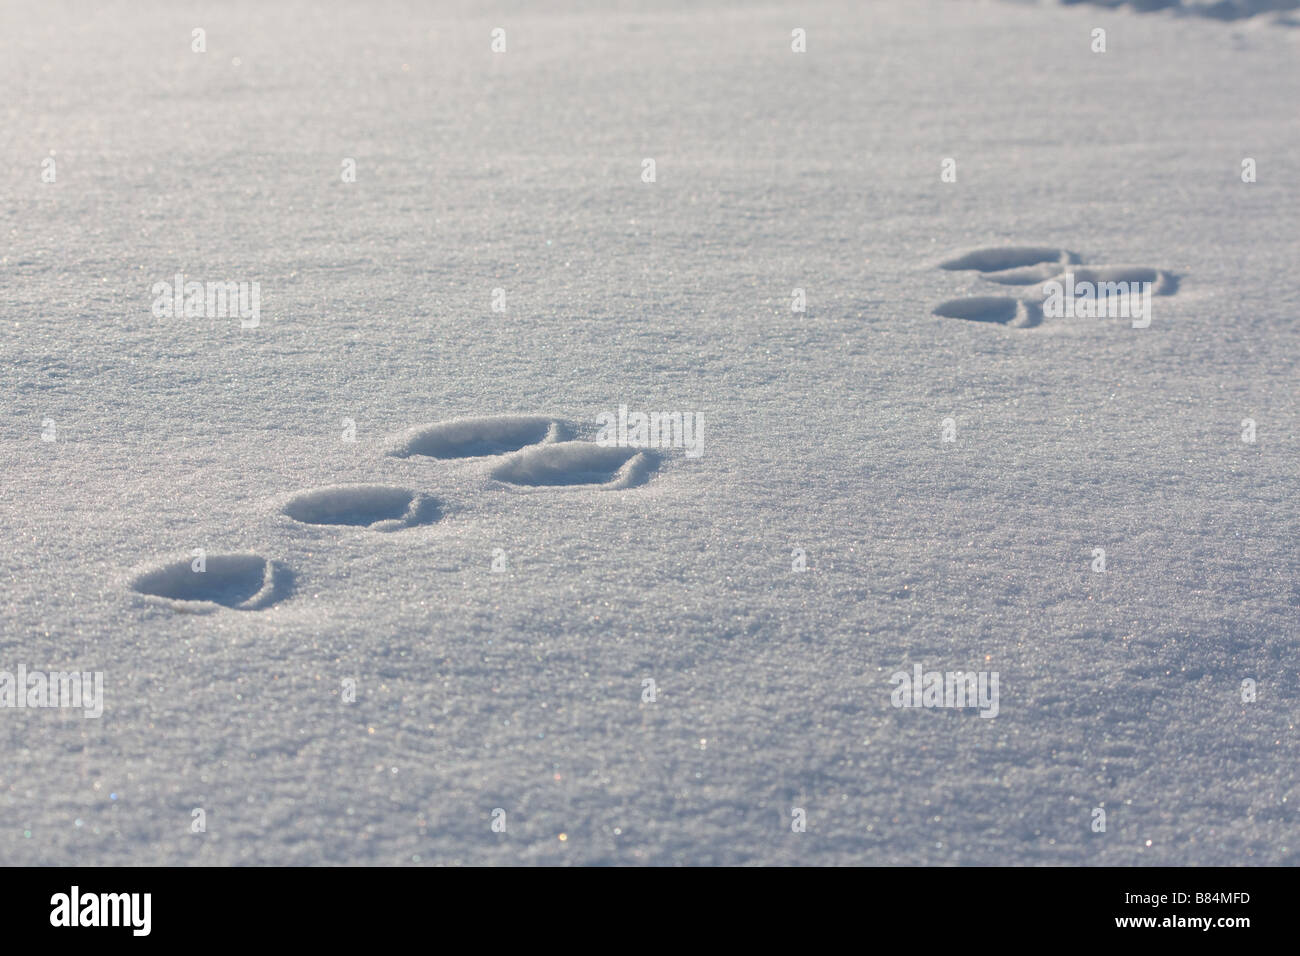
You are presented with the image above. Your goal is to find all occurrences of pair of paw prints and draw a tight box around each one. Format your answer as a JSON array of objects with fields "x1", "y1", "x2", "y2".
[
  {"x1": 129, "y1": 415, "x2": 657, "y2": 613},
  {"x1": 932, "y1": 246, "x2": 1179, "y2": 328},
  {"x1": 385, "y1": 415, "x2": 656, "y2": 490}
]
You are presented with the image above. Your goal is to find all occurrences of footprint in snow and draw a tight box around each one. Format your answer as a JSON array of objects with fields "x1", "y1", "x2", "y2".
[
  {"x1": 386, "y1": 414, "x2": 566, "y2": 459},
  {"x1": 933, "y1": 295, "x2": 1042, "y2": 328},
  {"x1": 1028, "y1": 265, "x2": 1180, "y2": 297},
  {"x1": 940, "y1": 245, "x2": 1080, "y2": 279},
  {"x1": 281, "y1": 484, "x2": 441, "y2": 531},
  {"x1": 130, "y1": 553, "x2": 291, "y2": 613},
  {"x1": 490, "y1": 440, "x2": 658, "y2": 489}
]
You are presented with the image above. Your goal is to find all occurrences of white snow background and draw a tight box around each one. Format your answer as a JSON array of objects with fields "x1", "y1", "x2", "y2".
[{"x1": 1, "y1": 0, "x2": 1297, "y2": 864}]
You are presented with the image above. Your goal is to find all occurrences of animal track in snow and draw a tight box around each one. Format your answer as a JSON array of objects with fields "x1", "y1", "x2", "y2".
[
  {"x1": 129, "y1": 418, "x2": 661, "y2": 608},
  {"x1": 282, "y1": 484, "x2": 440, "y2": 531},
  {"x1": 940, "y1": 246, "x2": 1079, "y2": 274},
  {"x1": 387, "y1": 415, "x2": 565, "y2": 459},
  {"x1": 933, "y1": 246, "x2": 1179, "y2": 328},
  {"x1": 932, "y1": 296, "x2": 1041, "y2": 328},
  {"x1": 130, "y1": 553, "x2": 290, "y2": 612},
  {"x1": 1032, "y1": 266, "x2": 1180, "y2": 297},
  {"x1": 490, "y1": 441, "x2": 657, "y2": 489}
]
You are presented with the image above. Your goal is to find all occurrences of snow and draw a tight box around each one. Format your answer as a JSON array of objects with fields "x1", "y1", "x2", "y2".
[
  {"x1": 940, "y1": 246, "x2": 1080, "y2": 272},
  {"x1": 1, "y1": 0, "x2": 1297, "y2": 864},
  {"x1": 280, "y1": 484, "x2": 441, "y2": 531},
  {"x1": 490, "y1": 440, "x2": 656, "y2": 488},
  {"x1": 387, "y1": 415, "x2": 566, "y2": 459},
  {"x1": 129, "y1": 554, "x2": 288, "y2": 614}
]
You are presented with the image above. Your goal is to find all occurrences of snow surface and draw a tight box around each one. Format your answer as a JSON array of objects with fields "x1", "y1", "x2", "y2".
[{"x1": 1, "y1": 0, "x2": 1297, "y2": 865}]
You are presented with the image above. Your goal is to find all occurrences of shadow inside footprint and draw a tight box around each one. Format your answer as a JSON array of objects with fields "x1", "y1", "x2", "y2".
[
  {"x1": 388, "y1": 415, "x2": 565, "y2": 459},
  {"x1": 282, "y1": 485, "x2": 440, "y2": 531},
  {"x1": 491, "y1": 441, "x2": 657, "y2": 489},
  {"x1": 940, "y1": 246, "x2": 1079, "y2": 273},
  {"x1": 131, "y1": 553, "x2": 291, "y2": 612},
  {"x1": 933, "y1": 296, "x2": 1039, "y2": 327}
]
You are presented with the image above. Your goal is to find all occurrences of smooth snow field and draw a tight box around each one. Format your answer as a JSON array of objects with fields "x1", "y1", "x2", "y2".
[{"x1": 1, "y1": 0, "x2": 1297, "y2": 865}]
